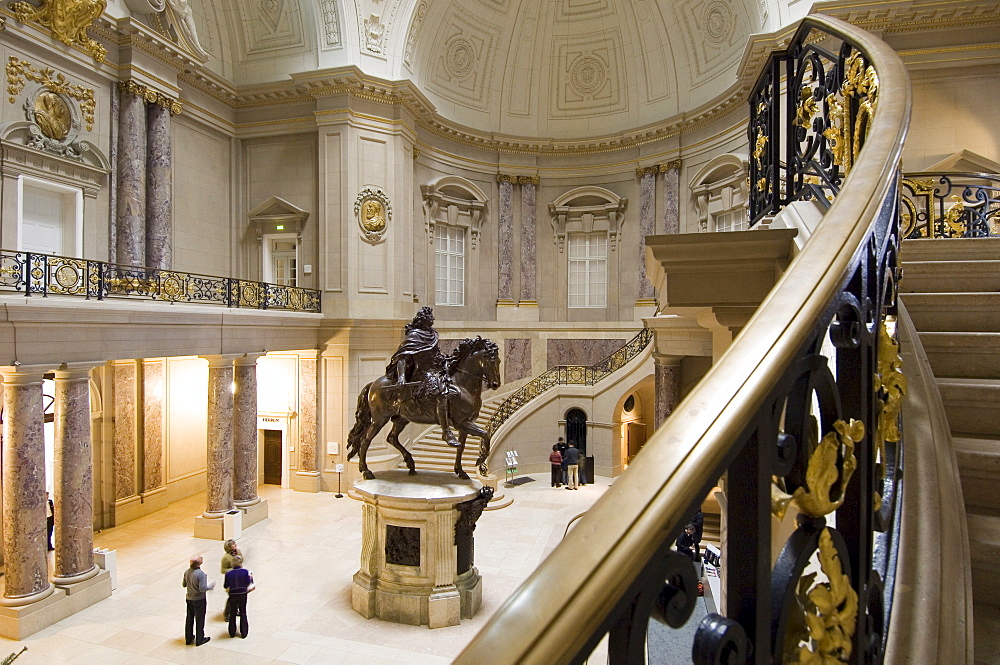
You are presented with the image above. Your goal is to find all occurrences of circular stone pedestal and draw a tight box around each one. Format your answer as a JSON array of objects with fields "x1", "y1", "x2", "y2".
[{"x1": 351, "y1": 470, "x2": 486, "y2": 628}]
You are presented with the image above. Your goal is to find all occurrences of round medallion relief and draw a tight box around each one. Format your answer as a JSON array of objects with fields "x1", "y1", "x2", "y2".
[
  {"x1": 705, "y1": 1, "x2": 735, "y2": 44},
  {"x1": 445, "y1": 38, "x2": 476, "y2": 80},
  {"x1": 33, "y1": 91, "x2": 72, "y2": 141},
  {"x1": 569, "y1": 54, "x2": 607, "y2": 97}
]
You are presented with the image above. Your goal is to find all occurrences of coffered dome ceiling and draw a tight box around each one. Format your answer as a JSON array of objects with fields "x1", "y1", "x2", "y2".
[
  {"x1": 403, "y1": 0, "x2": 758, "y2": 139},
  {"x1": 188, "y1": 0, "x2": 762, "y2": 140}
]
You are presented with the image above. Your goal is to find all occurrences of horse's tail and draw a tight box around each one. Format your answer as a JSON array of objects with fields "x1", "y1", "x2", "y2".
[{"x1": 347, "y1": 382, "x2": 373, "y2": 460}]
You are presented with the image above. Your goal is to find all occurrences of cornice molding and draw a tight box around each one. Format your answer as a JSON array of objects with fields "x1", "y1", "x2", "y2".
[{"x1": 813, "y1": 0, "x2": 1000, "y2": 33}]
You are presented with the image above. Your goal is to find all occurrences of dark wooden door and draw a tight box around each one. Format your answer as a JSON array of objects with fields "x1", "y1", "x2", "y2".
[
  {"x1": 626, "y1": 422, "x2": 647, "y2": 464},
  {"x1": 263, "y1": 429, "x2": 282, "y2": 485}
]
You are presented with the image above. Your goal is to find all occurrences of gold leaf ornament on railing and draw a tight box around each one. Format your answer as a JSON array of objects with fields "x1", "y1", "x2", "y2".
[
  {"x1": 873, "y1": 319, "x2": 905, "y2": 512},
  {"x1": 773, "y1": 418, "x2": 864, "y2": 521},
  {"x1": 11, "y1": 0, "x2": 108, "y2": 63},
  {"x1": 788, "y1": 527, "x2": 860, "y2": 665},
  {"x1": 822, "y1": 51, "x2": 879, "y2": 174}
]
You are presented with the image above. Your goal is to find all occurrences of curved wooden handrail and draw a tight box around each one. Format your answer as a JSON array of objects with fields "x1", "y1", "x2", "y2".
[{"x1": 456, "y1": 14, "x2": 910, "y2": 664}]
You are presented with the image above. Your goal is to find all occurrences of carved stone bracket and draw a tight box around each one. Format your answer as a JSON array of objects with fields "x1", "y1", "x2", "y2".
[
  {"x1": 421, "y1": 176, "x2": 489, "y2": 248},
  {"x1": 548, "y1": 186, "x2": 628, "y2": 252}
]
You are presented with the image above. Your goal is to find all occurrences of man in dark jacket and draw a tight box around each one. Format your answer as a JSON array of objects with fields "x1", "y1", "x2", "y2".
[{"x1": 223, "y1": 555, "x2": 254, "y2": 639}]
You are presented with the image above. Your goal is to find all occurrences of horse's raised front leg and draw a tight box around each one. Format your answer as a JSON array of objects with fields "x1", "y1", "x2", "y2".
[
  {"x1": 454, "y1": 432, "x2": 469, "y2": 480},
  {"x1": 387, "y1": 416, "x2": 416, "y2": 474}
]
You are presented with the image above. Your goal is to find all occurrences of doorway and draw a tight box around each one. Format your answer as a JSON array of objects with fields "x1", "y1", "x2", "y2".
[
  {"x1": 263, "y1": 429, "x2": 282, "y2": 485},
  {"x1": 565, "y1": 408, "x2": 587, "y2": 455},
  {"x1": 626, "y1": 422, "x2": 647, "y2": 465}
]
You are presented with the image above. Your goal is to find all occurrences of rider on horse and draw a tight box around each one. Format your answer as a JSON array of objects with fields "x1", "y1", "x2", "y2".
[{"x1": 385, "y1": 307, "x2": 460, "y2": 447}]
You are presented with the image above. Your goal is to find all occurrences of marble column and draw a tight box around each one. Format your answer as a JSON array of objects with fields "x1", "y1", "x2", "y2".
[
  {"x1": 661, "y1": 160, "x2": 681, "y2": 235},
  {"x1": 234, "y1": 354, "x2": 261, "y2": 507},
  {"x1": 497, "y1": 175, "x2": 514, "y2": 303},
  {"x1": 202, "y1": 356, "x2": 235, "y2": 518},
  {"x1": 146, "y1": 102, "x2": 172, "y2": 270},
  {"x1": 654, "y1": 355, "x2": 682, "y2": 430},
  {"x1": 294, "y1": 354, "x2": 320, "y2": 492},
  {"x1": 0, "y1": 366, "x2": 54, "y2": 606},
  {"x1": 112, "y1": 362, "x2": 137, "y2": 503},
  {"x1": 518, "y1": 177, "x2": 538, "y2": 303},
  {"x1": 637, "y1": 167, "x2": 657, "y2": 299},
  {"x1": 116, "y1": 84, "x2": 146, "y2": 267},
  {"x1": 52, "y1": 365, "x2": 100, "y2": 585}
]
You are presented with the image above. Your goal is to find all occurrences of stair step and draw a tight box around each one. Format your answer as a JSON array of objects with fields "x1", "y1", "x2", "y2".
[
  {"x1": 919, "y1": 332, "x2": 1000, "y2": 380},
  {"x1": 967, "y1": 511, "x2": 1000, "y2": 607},
  {"x1": 974, "y1": 603, "x2": 1000, "y2": 664},
  {"x1": 901, "y1": 237, "x2": 1000, "y2": 263},
  {"x1": 901, "y1": 293, "x2": 1000, "y2": 332},
  {"x1": 938, "y1": 379, "x2": 1000, "y2": 439},
  {"x1": 900, "y1": 259, "x2": 1000, "y2": 294},
  {"x1": 956, "y1": 437, "x2": 1000, "y2": 511}
]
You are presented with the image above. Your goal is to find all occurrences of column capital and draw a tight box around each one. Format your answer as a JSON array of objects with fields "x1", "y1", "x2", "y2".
[
  {"x1": 0, "y1": 364, "x2": 53, "y2": 384},
  {"x1": 516, "y1": 175, "x2": 540, "y2": 185},
  {"x1": 659, "y1": 160, "x2": 682, "y2": 171},
  {"x1": 651, "y1": 352, "x2": 685, "y2": 367},
  {"x1": 53, "y1": 362, "x2": 102, "y2": 381},
  {"x1": 199, "y1": 354, "x2": 243, "y2": 368},
  {"x1": 636, "y1": 165, "x2": 659, "y2": 177},
  {"x1": 497, "y1": 173, "x2": 516, "y2": 184},
  {"x1": 234, "y1": 352, "x2": 267, "y2": 367}
]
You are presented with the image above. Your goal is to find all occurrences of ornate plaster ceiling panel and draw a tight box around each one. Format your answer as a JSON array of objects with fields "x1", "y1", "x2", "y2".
[
  {"x1": 677, "y1": 0, "x2": 752, "y2": 86},
  {"x1": 426, "y1": 8, "x2": 500, "y2": 111},
  {"x1": 318, "y1": 0, "x2": 341, "y2": 48},
  {"x1": 236, "y1": 0, "x2": 307, "y2": 56},
  {"x1": 549, "y1": 32, "x2": 626, "y2": 118}
]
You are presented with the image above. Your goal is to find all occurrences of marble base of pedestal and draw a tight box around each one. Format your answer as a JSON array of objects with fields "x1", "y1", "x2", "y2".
[
  {"x1": 238, "y1": 499, "x2": 269, "y2": 528},
  {"x1": 0, "y1": 569, "x2": 111, "y2": 640},
  {"x1": 291, "y1": 471, "x2": 321, "y2": 493},
  {"x1": 351, "y1": 470, "x2": 484, "y2": 628}
]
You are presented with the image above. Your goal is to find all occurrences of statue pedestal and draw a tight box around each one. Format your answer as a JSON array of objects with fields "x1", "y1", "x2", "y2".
[{"x1": 351, "y1": 470, "x2": 489, "y2": 628}]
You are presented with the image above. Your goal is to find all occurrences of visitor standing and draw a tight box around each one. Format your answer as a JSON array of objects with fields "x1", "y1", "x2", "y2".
[
  {"x1": 223, "y1": 554, "x2": 254, "y2": 639},
  {"x1": 557, "y1": 437, "x2": 568, "y2": 486},
  {"x1": 182, "y1": 556, "x2": 215, "y2": 646},
  {"x1": 549, "y1": 445, "x2": 563, "y2": 487},
  {"x1": 220, "y1": 539, "x2": 241, "y2": 621},
  {"x1": 563, "y1": 442, "x2": 581, "y2": 490},
  {"x1": 46, "y1": 492, "x2": 54, "y2": 551}
]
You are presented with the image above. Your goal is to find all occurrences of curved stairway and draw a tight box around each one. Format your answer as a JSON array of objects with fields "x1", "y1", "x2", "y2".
[{"x1": 900, "y1": 236, "x2": 1000, "y2": 665}]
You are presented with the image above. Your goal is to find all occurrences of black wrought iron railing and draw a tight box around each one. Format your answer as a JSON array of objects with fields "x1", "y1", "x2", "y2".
[
  {"x1": 901, "y1": 172, "x2": 1000, "y2": 239},
  {"x1": 0, "y1": 250, "x2": 321, "y2": 312},
  {"x1": 458, "y1": 14, "x2": 911, "y2": 665},
  {"x1": 485, "y1": 327, "x2": 652, "y2": 436}
]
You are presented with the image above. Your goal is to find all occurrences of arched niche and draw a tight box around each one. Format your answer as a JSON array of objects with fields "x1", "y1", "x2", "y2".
[
  {"x1": 689, "y1": 153, "x2": 748, "y2": 232},
  {"x1": 548, "y1": 186, "x2": 628, "y2": 253}
]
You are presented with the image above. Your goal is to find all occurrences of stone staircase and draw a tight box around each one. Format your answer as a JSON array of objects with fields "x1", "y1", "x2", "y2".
[{"x1": 900, "y1": 237, "x2": 1000, "y2": 665}]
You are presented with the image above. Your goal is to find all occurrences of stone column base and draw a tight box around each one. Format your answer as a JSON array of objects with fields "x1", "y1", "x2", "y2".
[
  {"x1": 0, "y1": 569, "x2": 111, "y2": 640},
  {"x1": 351, "y1": 573, "x2": 463, "y2": 628},
  {"x1": 456, "y1": 567, "x2": 482, "y2": 619},
  {"x1": 238, "y1": 499, "x2": 269, "y2": 528}
]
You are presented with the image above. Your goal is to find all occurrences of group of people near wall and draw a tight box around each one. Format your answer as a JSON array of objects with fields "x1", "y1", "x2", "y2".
[
  {"x1": 182, "y1": 539, "x2": 255, "y2": 646},
  {"x1": 549, "y1": 436, "x2": 588, "y2": 489}
]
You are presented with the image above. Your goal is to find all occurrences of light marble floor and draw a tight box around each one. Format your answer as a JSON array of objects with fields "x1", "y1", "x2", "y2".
[{"x1": 1, "y1": 473, "x2": 610, "y2": 665}]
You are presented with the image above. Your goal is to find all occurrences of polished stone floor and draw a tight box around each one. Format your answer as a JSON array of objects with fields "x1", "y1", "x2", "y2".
[{"x1": 1, "y1": 473, "x2": 610, "y2": 664}]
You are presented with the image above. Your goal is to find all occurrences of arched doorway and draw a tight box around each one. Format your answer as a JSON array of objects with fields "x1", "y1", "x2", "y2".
[{"x1": 565, "y1": 408, "x2": 587, "y2": 455}]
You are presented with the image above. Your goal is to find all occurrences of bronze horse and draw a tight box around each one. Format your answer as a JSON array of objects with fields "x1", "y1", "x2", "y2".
[{"x1": 347, "y1": 337, "x2": 501, "y2": 480}]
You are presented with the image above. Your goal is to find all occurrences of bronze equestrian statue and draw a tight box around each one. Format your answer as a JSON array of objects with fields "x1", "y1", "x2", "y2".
[{"x1": 347, "y1": 308, "x2": 501, "y2": 480}]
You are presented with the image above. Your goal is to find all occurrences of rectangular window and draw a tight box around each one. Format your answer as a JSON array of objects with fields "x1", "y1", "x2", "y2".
[
  {"x1": 713, "y1": 208, "x2": 747, "y2": 233},
  {"x1": 19, "y1": 177, "x2": 82, "y2": 257},
  {"x1": 435, "y1": 224, "x2": 465, "y2": 306},
  {"x1": 567, "y1": 233, "x2": 607, "y2": 308}
]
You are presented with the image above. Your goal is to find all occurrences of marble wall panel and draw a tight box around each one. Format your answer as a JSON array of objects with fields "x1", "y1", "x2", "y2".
[
  {"x1": 497, "y1": 179, "x2": 514, "y2": 300},
  {"x1": 112, "y1": 363, "x2": 137, "y2": 501},
  {"x1": 504, "y1": 339, "x2": 531, "y2": 383},
  {"x1": 142, "y1": 361, "x2": 164, "y2": 492},
  {"x1": 299, "y1": 356, "x2": 317, "y2": 473},
  {"x1": 546, "y1": 339, "x2": 626, "y2": 369}
]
